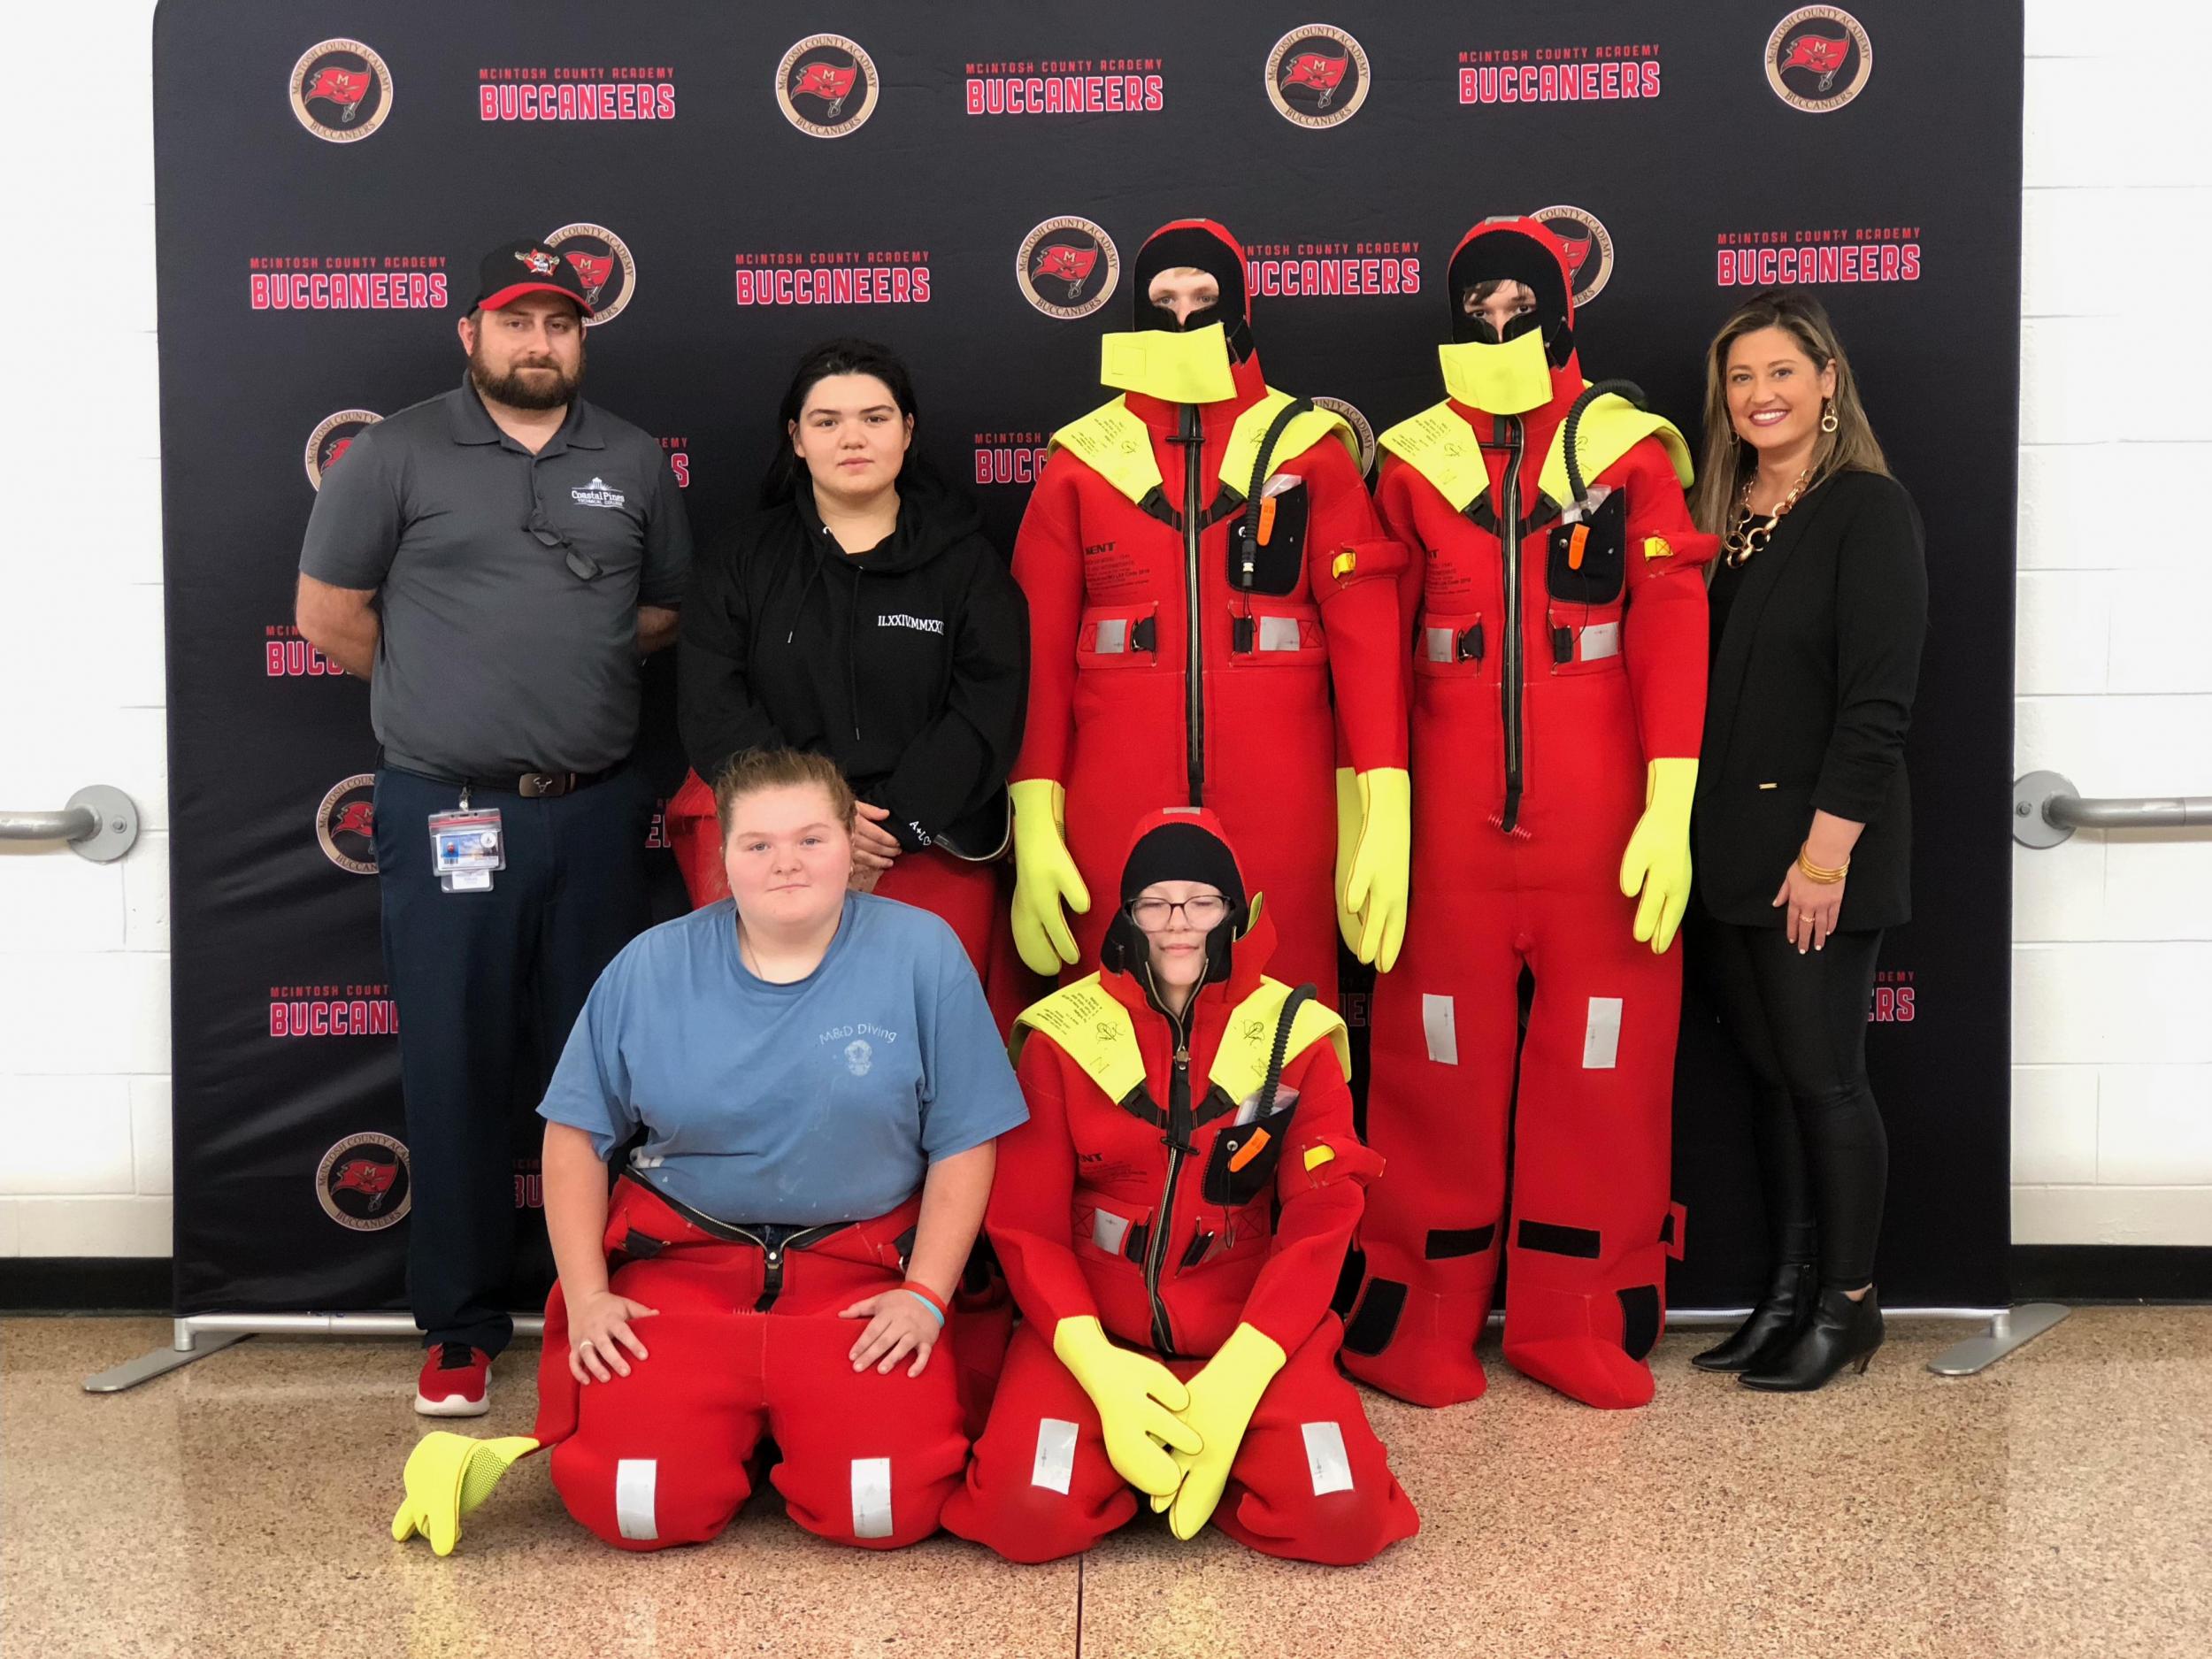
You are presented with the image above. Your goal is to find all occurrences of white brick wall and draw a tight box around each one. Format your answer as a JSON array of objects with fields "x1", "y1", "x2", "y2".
[
  {"x1": 3, "y1": 2, "x2": 2206, "y2": 1259},
  {"x1": 2011, "y1": 0, "x2": 2212, "y2": 1248}
]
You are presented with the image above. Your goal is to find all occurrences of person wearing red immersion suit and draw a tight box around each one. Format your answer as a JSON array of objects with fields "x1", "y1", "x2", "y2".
[
  {"x1": 944, "y1": 808, "x2": 1418, "y2": 1564},
  {"x1": 1007, "y1": 219, "x2": 1413, "y2": 1002},
  {"x1": 1338, "y1": 217, "x2": 1718, "y2": 1412}
]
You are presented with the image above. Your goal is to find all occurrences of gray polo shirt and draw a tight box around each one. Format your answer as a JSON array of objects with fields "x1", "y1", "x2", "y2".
[{"x1": 299, "y1": 377, "x2": 691, "y2": 778}]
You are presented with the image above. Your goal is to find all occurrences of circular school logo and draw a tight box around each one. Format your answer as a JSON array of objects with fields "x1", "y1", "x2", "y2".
[
  {"x1": 777, "y1": 35, "x2": 880, "y2": 137},
  {"x1": 316, "y1": 1133, "x2": 411, "y2": 1231},
  {"x1": 1531, "y1": 205, "x2": 1615, "y2": 309},
  {"x1": 1018, "y1": 217, "x2": 1120, "y2": 320},
  {"x1": 1312, "y1": 396, "x2": 1377, "y2": 476},
  {"x1": 543, "y1": 223, "x2": 637, "y2": 326},
  {"x1": 1766, "y1": 7, "x2": 1872, "y2": 113},
  {"x1": 289, "y1": 40, "x2": 393, "y2": 142},
  {"x1": 303, "y1": 410, "x2": 380, "y2": 491},
  {"x1": 1264, "y1": 27, "x2": 1371, "y2": 129},
  {"x1": 315, "y1": 774, "x2": 379, "y2": 875},
  {"x1": 845, "y1": 1039, "x2": 874, "y2": 1077}
]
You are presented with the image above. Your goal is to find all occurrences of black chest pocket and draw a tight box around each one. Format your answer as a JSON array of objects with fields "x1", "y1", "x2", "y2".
[
  {"x1": 1546, "y1": 485, "x2": 1626, "y2": 606},
  {"x1": 1201, "y1": 1093, "x2": 1299, "y2": 1208},
  {"x1": 1227, "y1": 477, "x2": 1309, "y2": 597}
]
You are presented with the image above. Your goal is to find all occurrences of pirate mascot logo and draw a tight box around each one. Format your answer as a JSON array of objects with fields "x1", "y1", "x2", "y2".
[
  {"x1": 1018, "y1": 218, "x2": 1120, "y2": 320},
  {"x1": 777, "y1": 35, "x2": 880, "y2": 137},
  {"x1": 1264, "y1": 27, "x2": 1371, "y2": 128},
  {"x1": 1766, "y1": 7, "x2": 1873, "y2": 112},
  {"x1": 542, "y1": 225, "x2": 637, "y2": 326},
  {"x1": 289, "y1": 40, "x2": 393, "y2": 142},
  {"x1": 304, "y1": 410, "x2": 381, "y2": 492}
]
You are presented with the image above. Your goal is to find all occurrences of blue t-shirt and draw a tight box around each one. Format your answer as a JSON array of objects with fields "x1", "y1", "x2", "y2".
[{"x1": 539, "y1": 895, "x2": 1028, "y2": 1225}]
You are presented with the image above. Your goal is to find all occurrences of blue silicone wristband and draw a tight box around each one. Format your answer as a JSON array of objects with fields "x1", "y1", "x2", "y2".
[{"x1": 899, "y1": 1288, "x2": 946, "y2": 1326}]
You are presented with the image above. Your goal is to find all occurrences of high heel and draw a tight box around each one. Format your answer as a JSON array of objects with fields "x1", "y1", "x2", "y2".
[
  {"x1": 1691, "y1": 1262, "x2": 1816, "y2": 1372},
  {"x1": 1740, "y1": 1283, "x2": 1883, "y2": 1392}
]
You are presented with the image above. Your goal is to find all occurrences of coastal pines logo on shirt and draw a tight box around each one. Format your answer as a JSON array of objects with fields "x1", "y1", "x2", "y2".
[
  {"x1": 778, "y1": 35, "x2": 880, "y2": 137},
  {"x1": 1018, "y1": 218, "x2": 1119, "y2": 319},
  {"x1": 1264, "y1": 27, "x2": 1371, "y2": 128},
  {"x1": 290, "y1": 40, "x2": 393, "y2": 142}
]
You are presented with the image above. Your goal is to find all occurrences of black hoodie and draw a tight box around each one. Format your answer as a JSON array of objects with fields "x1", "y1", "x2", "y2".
[{"x1": 677, "y1": 473, "x2": 1028, "y2": 854}]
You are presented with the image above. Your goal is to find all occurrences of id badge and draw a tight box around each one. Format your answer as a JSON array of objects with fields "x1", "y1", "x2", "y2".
[{"x1": 427, "y1": 809, "x2": 505, "y2": 893}]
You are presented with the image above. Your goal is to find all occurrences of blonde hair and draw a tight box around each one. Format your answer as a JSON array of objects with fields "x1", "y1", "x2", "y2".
[
  {"x1": 1691, "y1": 289, "x2": 1889, "y2": 533},
  {"x1": 711, "y1": 748, "x2": 856, "y2": 841}
]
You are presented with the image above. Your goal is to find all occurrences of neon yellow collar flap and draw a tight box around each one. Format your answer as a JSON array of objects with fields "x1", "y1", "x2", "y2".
[
  {"x1": 1537, "y1": 393, "x2": 1695, "y2": 505},
  {"x1": 1378, "y1": 401, "x2": 1488, "y2": 512}
]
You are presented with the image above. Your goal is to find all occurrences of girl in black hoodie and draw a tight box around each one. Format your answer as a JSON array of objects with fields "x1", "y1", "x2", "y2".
[{"x1": 670, "y1": 339, "x2": 1029, "y2": 983}]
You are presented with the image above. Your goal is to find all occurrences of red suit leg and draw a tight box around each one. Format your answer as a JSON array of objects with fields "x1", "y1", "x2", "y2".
[
  {"x1": 666, "y1": 770, "x2": 728, "y2": 909},
  {"x1": 940, "y1": 1320, "x2": 1139, "y2": 1563},
  {"x1": 872, "y1": 847, "x2": 999, "y2": 984},
  {"x1": 1208, "y1": 1319, "x2": 1418, "y2": 1564},
  {"x1": 1499, "y1": 884, "x2": 1681, "y2": 1409},
  {"x1": 761, "y1": 1310, "x2": 969, "y2": 1549},
  {"x1": 545, "y1": 1257, "x2": 768, "y2": 1551},
  {"x1": 1341, "y1": 749, "x2": 1523, "y2": 1405}
]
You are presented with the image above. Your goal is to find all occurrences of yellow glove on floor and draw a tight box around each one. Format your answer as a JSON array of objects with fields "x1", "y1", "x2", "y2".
[
  {"x1": 1010, "y1": 779, "x2": 1092, "y2": 976},
  {"x1": 1617, "y1": 757, "x2": 1698, "y2": 954},
  {"x1": 1339, "y1": 767, "x2": 1411, "y2": 972},
  {"x1": 1052, "y1": 1316, "x2": 1200, "y2": 1499},
  {"x1": 1151, "y1": 1322, "x2": 1286, "y2": 1539},
  {"x1": 390, "y1": 1432, "x2": 541, "y2": 1557}
]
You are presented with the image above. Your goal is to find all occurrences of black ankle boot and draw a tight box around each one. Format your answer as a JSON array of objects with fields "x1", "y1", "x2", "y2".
[
  {"x1": 1691, "y1": 1262, "x2": 1816, "y2": 1372},
  {"x1": 1740, "y1": 1283, "x2": 1883, "y2": 1392}
]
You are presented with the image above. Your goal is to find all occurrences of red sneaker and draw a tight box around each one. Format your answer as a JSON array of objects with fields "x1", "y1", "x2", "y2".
[{"x1": 414, "y1": 1342, "x2": 491, "y2": 1417}]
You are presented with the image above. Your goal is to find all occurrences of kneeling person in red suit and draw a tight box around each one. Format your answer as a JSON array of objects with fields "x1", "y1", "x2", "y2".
[
  {"x1": 389, "y1": 748, "x2": 1027, "y2": 1555},
  {"x1": 943, "y1": 809, "x2": 1417, "y2": 1564}
]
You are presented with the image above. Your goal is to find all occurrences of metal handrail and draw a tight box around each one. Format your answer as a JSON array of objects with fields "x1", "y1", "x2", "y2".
[
  {"x1": 0, "y1": 786, "x2": 141, "y2": 862},
  {"x1": 2014, "y1": 772, "x2": 2212, "y2": 848}
]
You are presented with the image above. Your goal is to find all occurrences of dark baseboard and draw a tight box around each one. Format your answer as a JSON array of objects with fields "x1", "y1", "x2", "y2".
[
  {"x1": 0, "y1": 1256, "x2": 173, "y2": 1314},
  {"x1": 2013, "y1": 1245, "x2": 2212, "y2": 1302}
]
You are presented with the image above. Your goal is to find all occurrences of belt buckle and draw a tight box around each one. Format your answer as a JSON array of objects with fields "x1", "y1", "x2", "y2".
[{"x1": 520, "y1": 772, "x2": 563, "y2": 798}]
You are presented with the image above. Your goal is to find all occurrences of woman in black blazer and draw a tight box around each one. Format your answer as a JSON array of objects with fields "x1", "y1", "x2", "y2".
[{"x1": 1686, "y1": 291, "x2": 1927, "y2": 1392}]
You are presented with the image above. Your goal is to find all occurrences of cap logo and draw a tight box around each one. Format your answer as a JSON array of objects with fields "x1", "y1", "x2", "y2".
[{"x1": 516, "y1": 249, "x2": 559, "y2": 275}]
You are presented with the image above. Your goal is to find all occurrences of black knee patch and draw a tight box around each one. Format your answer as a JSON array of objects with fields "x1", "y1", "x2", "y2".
[
  {"x1": 1617, "y1": 1285, "x2": 1661, "y2": 1360},
  {"x1": 1341, "y1": 1278, "x2": 1407, "y2": 1356},
  {"x1": 1517, "y1": 1219, "x2": 1601, "y2": 1259},
  {"x1": 1425, "y1": 1224, "x2": 1497, "y2": 1260},
  {"x1": 1656, "y1": 1211, "x2": 1676, "y2": 1249}
]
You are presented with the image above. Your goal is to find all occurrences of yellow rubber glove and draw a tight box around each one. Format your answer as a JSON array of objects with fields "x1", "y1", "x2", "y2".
[
  {"x1": 1052, "y1": 1316, "x2": 1201, "y2": 1499},
  {"x1": 1332, "y1": 768, "x2": 1363, "y2": 954},
  {"x1": 1150, "y1": 1323, "x2": 1286, "y2": 1540},
  {"x1": 1617, "y1": 757, "x2": 1698, "y2": 954},
  {"x1": 1338, "y1": 767, "x2": 1411, "y2": 972},
  {"x1": 390, "y1": 1432, "x2": 541, "y2": 1557},
  {"x1": 1010, "y1": 779, "x2": 1092, "y2": 976}
]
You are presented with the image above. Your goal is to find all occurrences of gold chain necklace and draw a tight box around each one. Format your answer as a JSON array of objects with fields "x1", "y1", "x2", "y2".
[{"x1": 1722, "y1": 466, "x2": 1809, "y2": 568}]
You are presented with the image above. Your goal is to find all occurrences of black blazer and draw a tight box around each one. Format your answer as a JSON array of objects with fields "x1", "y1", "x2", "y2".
[{"x1": 1694, "y1": 469, "x2": 1927, "y2": 930}]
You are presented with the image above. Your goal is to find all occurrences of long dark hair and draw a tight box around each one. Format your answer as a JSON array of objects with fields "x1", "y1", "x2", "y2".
[
  {"x1": 758, "y1": 336, "x2": 924, "y2": 508},
  {"x1": 1691, "y1": 289, "x2": 1889, "y2": 533}
]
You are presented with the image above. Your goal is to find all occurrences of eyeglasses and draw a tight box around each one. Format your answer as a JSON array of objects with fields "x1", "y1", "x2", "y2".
[
  {"x1": 1127, "y1": 894, "x2": 1229, "y2": 932},
  {"x1": 525, "y1": 498, "x2": 602, "y2": 581}
]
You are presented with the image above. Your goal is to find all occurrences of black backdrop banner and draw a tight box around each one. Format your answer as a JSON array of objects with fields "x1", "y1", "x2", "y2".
[{"x1": 156, "y1": 1, "x2": 2020, "y2": 1317}]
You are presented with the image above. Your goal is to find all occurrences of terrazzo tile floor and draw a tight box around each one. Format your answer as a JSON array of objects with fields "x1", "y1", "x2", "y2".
[{"x1": 4, "y1": 1309, "x2": 2206, "y2": 1658}]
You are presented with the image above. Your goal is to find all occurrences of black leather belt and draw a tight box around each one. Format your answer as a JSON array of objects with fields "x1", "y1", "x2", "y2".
[{"x1": 390, "y1": 763, "x2": 615, "y2": 798}]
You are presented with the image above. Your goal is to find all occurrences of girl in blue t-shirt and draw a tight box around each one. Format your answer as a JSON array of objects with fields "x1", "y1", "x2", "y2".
[{"x1": 391, "y1": 747, "x2": 1026, "y2": 1556}]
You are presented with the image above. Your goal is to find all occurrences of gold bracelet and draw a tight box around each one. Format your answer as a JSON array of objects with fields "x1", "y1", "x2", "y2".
[{"x1": 1797, "y1": 845, "x2": 1849, "y2": 885}]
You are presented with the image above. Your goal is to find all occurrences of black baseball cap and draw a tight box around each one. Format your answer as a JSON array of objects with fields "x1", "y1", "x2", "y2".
[{"x1": 470, "y1": 238, "x2": 594, "y2": 317}]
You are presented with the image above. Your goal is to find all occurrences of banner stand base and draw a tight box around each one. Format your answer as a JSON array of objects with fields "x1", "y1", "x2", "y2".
[
  {"x1": 82, "y1": 1312, "x2": 548, "y2": 1394},
  {"x1": 1924, "y1": 1302, "x2": 2070, "y2": 1376}
]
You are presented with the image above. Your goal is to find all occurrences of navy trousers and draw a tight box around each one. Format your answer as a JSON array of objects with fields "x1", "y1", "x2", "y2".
[{"x1": 373, "y1": 764, "x2": 654, "y2": 1353}]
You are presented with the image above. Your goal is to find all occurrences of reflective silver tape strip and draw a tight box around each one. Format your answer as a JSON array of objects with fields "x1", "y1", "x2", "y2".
[
  {"x1": 1578, "y1": 620, "x2": 1620, "y2": 662},
  {"x1": 1422, "y1": 994, "x2": 1459, "y2": 1065},
  {"x1": 1257, "y1": 615, "x2": 1303, "y2": 652},
  {"x1": 1093, "y1": 618, "x2": 1128, "y2": 654},
  {"x1": 1425, "y1": 626, "x2": 1457, "y2": 663},
  {"x1": 1302, "y1": 1422, "x2": 1355, "y2": 1496},
  {"x1": 849, "y1": 1456, "x2": 895, "y2": 1540},
  {"x1": 1031, "y1": 1417, "x2": 1079, "y2": 1494},
  {"x1": 1091, "y1": 1210, "x2": 1130, "y2": 1255},
  {"x1": 614, "y1": 1458, "x2": 658, "y2": 1541},
  {"x1": 1583, "y1": 996, "x2": 1624, "y2": 1070}
]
